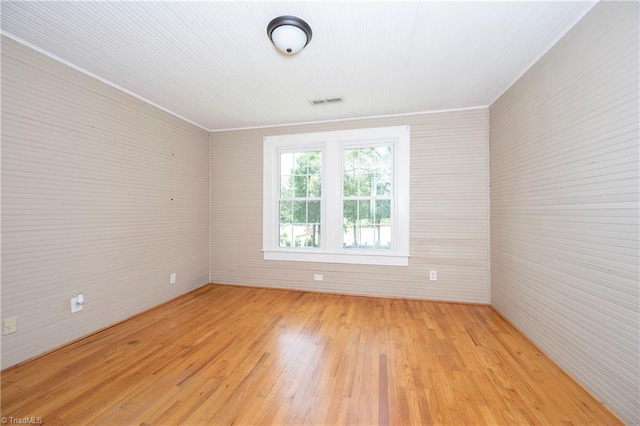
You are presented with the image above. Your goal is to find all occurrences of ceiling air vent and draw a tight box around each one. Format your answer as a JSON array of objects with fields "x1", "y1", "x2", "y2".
[{"x1": 310, "y1": 96, "x2": 344, "y2": 105}]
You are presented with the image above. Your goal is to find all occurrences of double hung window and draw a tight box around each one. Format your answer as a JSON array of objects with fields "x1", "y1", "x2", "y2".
[
  {"x1": 278, "y1": 150, "x2": 322, "y2": 248},
  {"x1": 263, "y1": 126, "x2": 410, "y2": 266}
]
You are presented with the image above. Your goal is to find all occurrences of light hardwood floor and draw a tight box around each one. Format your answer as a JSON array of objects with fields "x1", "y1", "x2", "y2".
[{"x1": 1, "y1": 284, "x2": 621, "y2": 425}]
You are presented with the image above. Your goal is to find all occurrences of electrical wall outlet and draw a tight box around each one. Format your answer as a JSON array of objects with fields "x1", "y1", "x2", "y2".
[
  {"x1": 170, "y1": 273, "x2": 177, "y2": 284},
  {"x1": 429, "y1": 270, "x2": 438, "y2": 281},
  {"x1": 314, "y1": 274, "x2": 323, "y2": 281},
  {"x1": 3, "y1": 316, "x2": 17, "y2": 335},
  {"x1": 71, "y1": 294, "x2": 84, "y2": 313}
]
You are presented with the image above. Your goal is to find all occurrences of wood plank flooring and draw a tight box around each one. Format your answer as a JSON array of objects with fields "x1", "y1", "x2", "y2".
[{"x1": 1, "y1": 284, "x2": 621, "y2": 425}]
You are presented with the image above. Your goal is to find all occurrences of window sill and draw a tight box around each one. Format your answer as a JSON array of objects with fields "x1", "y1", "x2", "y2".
[{"x1": 263, "y1": 250, "x2": 409, "y2": 266}]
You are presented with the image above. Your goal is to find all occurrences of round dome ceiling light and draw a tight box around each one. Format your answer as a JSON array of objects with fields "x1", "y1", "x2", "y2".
[{"x1": 267, "y1": 15, "x2": 312, "y2": 55}]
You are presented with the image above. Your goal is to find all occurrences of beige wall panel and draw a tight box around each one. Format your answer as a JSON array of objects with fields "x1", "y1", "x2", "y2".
[
  {"x1": 1, "y1": 37, "x2": 210, "y2": 369},
  {"x1": 490, "y1": 3, "x2": 639, "y2": 423},
  {"x1": 211, "y1": 109, "x2": 490, "y2": 303}
]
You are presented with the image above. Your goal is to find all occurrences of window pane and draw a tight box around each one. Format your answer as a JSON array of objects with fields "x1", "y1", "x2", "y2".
[
  {"x1": 308, "y1": 152, "x2": 321, "y2": 174},
  {"x1": 375, "y1": 200, "x2": 391, "y2": 224},
  {"x1": 280, "y1": 153, "x2": 295, "y2": 175},
  {"x1": 343, "y1": 200, "x2": 358, "y2": 225},
  {"x1": 292, "y1": 201, "x2": 306, "y2": 223},
  {"x1": 375, "y1": 200, "x2": 391, "y2": 249},
  {"x1": 357, "y1": 227, "x2": 375, "y2": 249},
  {"x1": 374, "y1": 224, "x2": 390, "y2": 249},
  {"x1": 308, "y1": 175, "x2": 321, "y2": 197},
  {"x1": 305, "y1": 224, "x2": 320, "y2": 247},
  {"x1": 375, "y1": 173, "x2": 392, "y2": 196},
  {"x1": 308, "y1": 200, "x2": 321, "y2": 223},
  {"x1": 358, "y1": 173, "x2": 374, "y2": 197},
  {"x1": 343, "y1": 227, "x2": 356, "y2": 248},
  {"x1": 359, "y1": 148, "x2": 375, "y2": 171},
  {"x1": 344, "y1": 149, "x2": 358, "y2": 173},
  {"x1": 279, "y1": 225, "x2": 292, "y2": 247},
  {"x1": 315, "y1": 225, "x2": 321, "y2": 247},
  {"x1": 343, "y1": 200, "x2": 358, "y2": 248},
  {"x1": 376, "y1": 146, "x2": 392, "y2": 169},
  {"x1": 293, "y1": 175, "x2": 307, "y2": 197},
  {"x1": 293, "y1": 230, "x2": 306, "y2": 247},
  {"x1": 280, "y1": 176, "x2": 293, "y2": 198},
  {"x1": 343, "y1": 171, "x2": 357, "y2": 197},
  {"x1": 279, "y1": 201, "x2": 292, "y2": 224},
  {"x1": 294, "y1": 152, "x2": 308, "y2": 173},
  {"x1": 358, "y1": 200, "x2": 372, "y2": 223}
]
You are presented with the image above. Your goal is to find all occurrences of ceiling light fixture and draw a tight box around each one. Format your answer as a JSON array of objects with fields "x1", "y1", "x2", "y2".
[{"x1": 267, "y1": 15, "x2": 312, "y2": 55}]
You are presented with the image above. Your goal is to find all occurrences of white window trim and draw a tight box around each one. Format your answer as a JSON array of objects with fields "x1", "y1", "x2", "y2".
[{"x1": 263, "y1": 125, "x2": 410, "y2": 266}]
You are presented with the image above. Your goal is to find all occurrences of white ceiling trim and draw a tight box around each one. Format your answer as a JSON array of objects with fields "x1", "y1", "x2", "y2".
[
  {"x1": 1, "y1": 30, "x2": 211, "y2": 132},
  {"x1": 209, "y1": 105, "x2": 489, "y2": 133}
]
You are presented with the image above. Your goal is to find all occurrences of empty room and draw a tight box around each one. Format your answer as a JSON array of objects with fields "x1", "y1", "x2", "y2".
[{"x1": 1, "y1": 1, "x2": 638, "y2": 425}]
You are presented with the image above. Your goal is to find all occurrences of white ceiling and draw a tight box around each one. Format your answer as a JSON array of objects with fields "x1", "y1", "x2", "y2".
[{"x1": 1, "y1": 1, "x2": 596, "y2": 132}]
